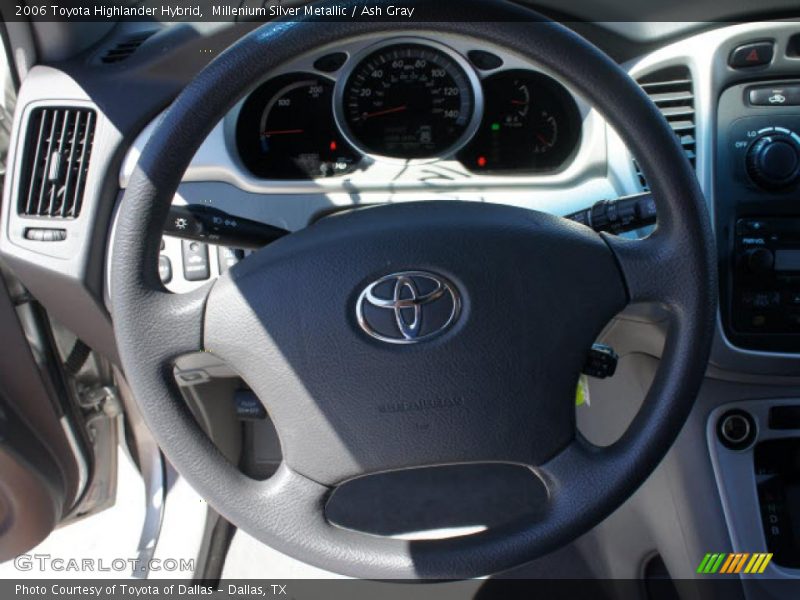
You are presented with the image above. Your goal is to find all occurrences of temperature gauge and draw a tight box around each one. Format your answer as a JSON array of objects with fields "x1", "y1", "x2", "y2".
[{"x1": 458, "y1": 70, "x2": 580, "y2": 173}]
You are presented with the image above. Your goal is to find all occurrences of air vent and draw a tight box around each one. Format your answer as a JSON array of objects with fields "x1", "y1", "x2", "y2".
[
  {"x1": 634, "y1": 66, "x2": 695, "y2": 191},
  {"x1": 100, "y1": 31, "x2": 154, "y2": 64},
  {"x1": 18, "y1": 107, "x2": 96, "y2": 219}
]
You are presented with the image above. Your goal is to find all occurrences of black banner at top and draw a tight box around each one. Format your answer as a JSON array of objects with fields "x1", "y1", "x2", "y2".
[{"x1": 2, "y1": 0, "x2": 800, "y2": 23}]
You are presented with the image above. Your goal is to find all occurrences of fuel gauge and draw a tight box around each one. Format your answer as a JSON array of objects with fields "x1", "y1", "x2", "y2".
[{"x1": 458, "y1": 70, "x2": 580, "y2": 173}]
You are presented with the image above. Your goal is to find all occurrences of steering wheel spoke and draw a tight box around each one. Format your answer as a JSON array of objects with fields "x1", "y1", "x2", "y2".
[
  {"x1": 142, "y1": 286, "x2": 210, "y2": 361},
  {"x1": 602, "y1": 229, "x2": 683, "y2": 307}
]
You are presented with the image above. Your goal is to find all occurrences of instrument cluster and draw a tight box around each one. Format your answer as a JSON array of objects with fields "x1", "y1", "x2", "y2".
[{"x1": 234, "y1": 38, "x2": 582, "y2": 180}]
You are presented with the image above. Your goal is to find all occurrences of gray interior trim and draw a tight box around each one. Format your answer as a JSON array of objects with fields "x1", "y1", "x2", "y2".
[
  {"x1": 113, "y1": 370, "x2": 166, "y2": 578},
  {"x1": 119, "y1": 30, "x2": 605, "y2": 194},
  {"x1": 0, "y1": 67, "x2": 125, "y2": 364},
  {"x1": 708, "y1": 399, "x2": 800, "y2": 597}
]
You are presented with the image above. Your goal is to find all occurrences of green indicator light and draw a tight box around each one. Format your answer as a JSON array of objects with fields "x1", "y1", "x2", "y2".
[{"x1": 491, "y1": 123, "x2": 500, "y2": 131}]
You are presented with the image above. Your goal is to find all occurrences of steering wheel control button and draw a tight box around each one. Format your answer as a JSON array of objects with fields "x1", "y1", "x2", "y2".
[
  {"x1": 181, "y1": 240, "x2": 210, "y2": 281},
  {"x1": 166, "y1": 205, "x2": 288, "y2": 249},
  {"x1": 729, "y1": 41, "x2": 774, "y2": 68},
  {"x1": 356, "y1": 271, "x2": 461, "y2": 344},
  {"x1": 748, "y1": 85, "x2": 800, "y2": 106},
  {"x1": 158, "y1": 255, "x2": 172, "y2": 284},
  {"x1": 718, "y1": 410, "x2": 757, "y2": 451},
  {"x1": 566, "y1": 192, "x2": 657, "y2": 234},
  {"x1": 582, "y1": 343, "x2": 618, "y2": 378}
]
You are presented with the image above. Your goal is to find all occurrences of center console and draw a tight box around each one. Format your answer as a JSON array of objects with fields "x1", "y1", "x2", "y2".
[
  {"x1": 718, "y1": 80, "x2": 800, "y2": 352},
  {"x1": 709, "y1": 400, "x2": 800, "y2": 579},
  {"x1": 711, "y1": 51, "x2": 800, "y2": 584}
]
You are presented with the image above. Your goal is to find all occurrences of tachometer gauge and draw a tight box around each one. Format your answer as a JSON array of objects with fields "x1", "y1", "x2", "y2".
[
  {"x1": 236, "y1": 73, "x2": 360, "y2": 179},
  {"x1": 458, "y1": 70, "x2": 580, "y2": 173},
  {"x1": 336, "y1": 42, "x2": 481, "y2": 159}
]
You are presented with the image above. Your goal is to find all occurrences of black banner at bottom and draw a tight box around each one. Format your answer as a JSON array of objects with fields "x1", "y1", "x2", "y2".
[{"x1": 4, "y1": 578, "x2": 800, "y2": 600}]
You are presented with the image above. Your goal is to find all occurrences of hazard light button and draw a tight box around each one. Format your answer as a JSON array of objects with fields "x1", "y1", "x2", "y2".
[{"x1": 729, "y1": 42, "x2": 774, "y2": 68}]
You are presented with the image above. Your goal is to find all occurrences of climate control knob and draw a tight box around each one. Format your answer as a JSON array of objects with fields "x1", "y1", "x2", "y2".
[{"x1": 746, "y1": 131, "x2": 800, "y2": 190}]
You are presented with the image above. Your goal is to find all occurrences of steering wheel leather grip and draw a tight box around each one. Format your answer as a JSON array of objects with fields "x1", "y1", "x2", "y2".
[{"x1": 111, "y1": 0, "x2": 717, "y2": 579}]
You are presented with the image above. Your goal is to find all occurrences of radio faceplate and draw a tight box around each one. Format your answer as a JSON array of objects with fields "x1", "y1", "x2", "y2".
[
  {"x1": 717, "y1": 81, "x2": 800, "y2": 352},
  {"x1": 733, "y1": 218, "x2": 800, "y2": 335}
]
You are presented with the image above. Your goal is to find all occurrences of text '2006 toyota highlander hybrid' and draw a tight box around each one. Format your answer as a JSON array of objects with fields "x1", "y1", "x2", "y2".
[{"x1": 0, "y1": 1, "x2": 799, "y2": 598}]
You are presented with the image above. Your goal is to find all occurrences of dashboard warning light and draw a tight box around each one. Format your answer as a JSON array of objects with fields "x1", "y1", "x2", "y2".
[
  {"x1": 329, "y1": 141, "x2": 338, "y2": 151},
  {"x1": 477, "y1": 156, "x2": 487, "y2": 168}
]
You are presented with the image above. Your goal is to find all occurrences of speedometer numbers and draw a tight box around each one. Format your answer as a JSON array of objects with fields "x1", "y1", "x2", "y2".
[
  {"x1": 337, "y1": 43, "x2": 479, "y2": 159},
  {"x1": 458, "y1": 70, "x2": 581, "y2": 173}
]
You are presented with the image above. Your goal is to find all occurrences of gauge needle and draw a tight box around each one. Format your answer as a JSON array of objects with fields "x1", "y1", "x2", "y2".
[
  {"x1": 261, "y1": 129, "x2": 304, "y2": 136},
  {"x1": 361, "y1": 105, "x2": 407, "y2": 120},
  {"x1": 510, "y1": 100, "x2": 528, "y2": 106},
  {"x1": 535, "y1": 132, "x2": 550, "y2": 145}
]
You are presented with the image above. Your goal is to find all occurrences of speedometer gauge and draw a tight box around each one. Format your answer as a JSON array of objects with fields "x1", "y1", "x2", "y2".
[
  {"x1": 336, "y1": 42, "x2": 481, "y2": 159},
  {"x1": 236, "y1": 73, "x2": 360, "y2": 179}
]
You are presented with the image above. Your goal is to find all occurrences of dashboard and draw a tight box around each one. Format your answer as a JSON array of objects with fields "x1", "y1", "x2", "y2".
[
  {"x1": 138, "y1": 32, "x2": 601, "y2": 197},
  {"x1": 234, "y1": 38, "x2": 580, "y2": 179},
  {"x1": 9, "y1": 22, "x2": 800, "y2": 381}
]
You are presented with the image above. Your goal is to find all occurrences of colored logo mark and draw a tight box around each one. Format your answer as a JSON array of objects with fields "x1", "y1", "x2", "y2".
[{"x1": 697, "y1": 552, "x2": 773, "y2": 574}]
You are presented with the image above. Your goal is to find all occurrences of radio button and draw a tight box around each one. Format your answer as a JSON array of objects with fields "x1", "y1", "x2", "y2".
[{"x1": 745, "y1": 248, "x2": 776, "y2": 274}]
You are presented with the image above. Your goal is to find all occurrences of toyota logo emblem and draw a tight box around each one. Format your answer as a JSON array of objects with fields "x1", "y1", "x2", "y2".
[{"x1": 356, "y1": 271, "x2": 461, "y2": 344}]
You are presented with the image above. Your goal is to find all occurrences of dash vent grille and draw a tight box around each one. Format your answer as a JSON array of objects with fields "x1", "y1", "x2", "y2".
[
  {"x1": 634, "y1": 66, "x2": 695, "y2": 191},
  {"x1": 100, "y1": 31, "x2": 155, "y2": 64},
  {"x1": 18, "y1": 107, "x2": 96, "y2": 219}
]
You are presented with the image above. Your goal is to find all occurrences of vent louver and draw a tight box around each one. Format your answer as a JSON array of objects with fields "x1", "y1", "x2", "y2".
[
  {"x1": 100, "y1": 31, "x2": 154, "y2": 64},
  {"x1": 634, "y1": 66, "x2": 695, "y2": 191},
  {"x1": 18, "y1": 107, "x2": 96, "y2": 219}
]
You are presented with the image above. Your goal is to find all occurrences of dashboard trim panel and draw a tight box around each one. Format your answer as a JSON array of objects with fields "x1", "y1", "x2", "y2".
[{"x1": 121, "y1": 31, "x2": 604, "y2": 193}]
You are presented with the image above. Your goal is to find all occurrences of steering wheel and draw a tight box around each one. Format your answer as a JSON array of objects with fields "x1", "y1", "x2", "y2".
[{"x1": 111, "y1": 0, "x2": 716, "y2": 579}]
